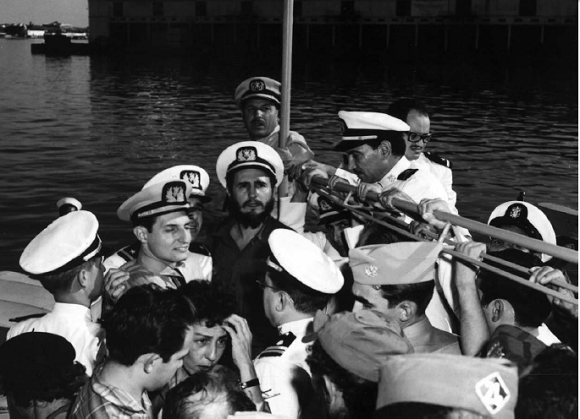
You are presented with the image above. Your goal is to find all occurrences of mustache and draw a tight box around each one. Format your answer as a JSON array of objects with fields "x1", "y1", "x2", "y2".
[{"x1": 242, "y1": 199, "x2": 264, "y2": 208}]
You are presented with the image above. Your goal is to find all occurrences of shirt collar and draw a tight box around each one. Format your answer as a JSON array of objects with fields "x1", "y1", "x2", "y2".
[
  {"x1": 92, "y1": 368, "x2": 152, "y2": 414},
  {"x1": 402, "y1": 316, "x2": 431, "y2": 338},
  {"x1": 278, "y1": 317, "x2": 313, "y2": 336},
  {"x1": 377, "y1": 156, "x2": 410, "y2": 187},
  {"x1": 52, "y1": 302, "x2": 92, "y2": 322}
]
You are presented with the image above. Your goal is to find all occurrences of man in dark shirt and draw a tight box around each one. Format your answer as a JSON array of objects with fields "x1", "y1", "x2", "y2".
[{"x1": 210, "y1": 141, "x2": 291, "y2": 356}]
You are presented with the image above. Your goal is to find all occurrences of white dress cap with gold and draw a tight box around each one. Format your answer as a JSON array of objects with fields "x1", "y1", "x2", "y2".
[
  {"x1": 349, "y1": 242, "x2": 443, "y2": 286},
  {"x1": 335, "y1": 111, "x2": 410, "y2": 152},
  {"x1": 235, "y1": 76, "x2": 281, "y2": 107},
  {"x1": 267, "y1": 229, "x2": 344, "y2": 294},
  {"x1": 216, "y1": 141, "x2": 284, "y2": 189},
  {"x1": 488, "y1": 201, "x2": 556, "y2": 262},
  {"x1": 143, "y1": 165, "x2": 211, "y2": 203},
  {"x1": 117, "y1": 179, "x2": 192, "y2": 222},
  {"x1": 20, "y1": 210, "x2": 102, "y2": 275}
]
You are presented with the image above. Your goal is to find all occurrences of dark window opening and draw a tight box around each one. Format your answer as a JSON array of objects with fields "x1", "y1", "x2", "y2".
[
  {"x1": 195, "y1": 1, "x2": 207, "y2": 17},
  {"x1": 395, "y1": 0, "x2": 411, "y2": 17}
]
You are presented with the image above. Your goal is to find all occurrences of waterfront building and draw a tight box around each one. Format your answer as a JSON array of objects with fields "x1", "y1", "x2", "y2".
[{"x1": 87, "y1": 0, "x2": 577, "y2": 55}]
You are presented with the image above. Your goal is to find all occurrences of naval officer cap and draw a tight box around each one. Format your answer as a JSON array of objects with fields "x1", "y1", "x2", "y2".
[
  {"x1": 235, "y1": 76, "x2": 281, "y2": 107},
  {"x1": 349, "y1": 241, "x2": 443, "y2": 286},
  {"x1": 307, "y1": 309, "x2": 413, "y2": 382},
  {"x1": 488, "y1": 201, "x2": 556, "y2": 262},
  {"x1": 56, "y1": 197, "x2": 82, "y2": 216},
  {"x1": 143, "y1": 165, "x2": 211, "y2": 203},
  {"x1": 267, "y1": 229, "x2": 344, "y2": 294},
  {"x1": 20, "y1": 210, "x2": 102, "y2": 276},
  {"x1": 334, "y1": 111, "x2": 410, "y2": 152},
  {"x1": 376, "y1": 354, "x2": 518, "y2": 418},
  {"x1": 117, "y1": 179, "x2": 192, "y2": 223},
  {"x1": 216, "y1": 141, "x2": 284, "y2": 189}
]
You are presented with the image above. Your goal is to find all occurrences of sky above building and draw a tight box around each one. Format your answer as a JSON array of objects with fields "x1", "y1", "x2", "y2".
[{"x1": 1, "y1": 0, "x2": 88, "y2": 27}]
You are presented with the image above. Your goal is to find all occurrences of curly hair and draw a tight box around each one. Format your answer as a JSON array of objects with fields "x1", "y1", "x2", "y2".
[
  {"x1": 181, "y1": 280, "x2": 237, "y2": 328},
  {"x1": 102, "y1": 285, "x2": 196, "y2": 366},
  {"x1": 163, "y1": 365, "x2": 255, "y2": 418},
  {"x1": 306, "y1": 340, "x2": 377, "y2": 418}
]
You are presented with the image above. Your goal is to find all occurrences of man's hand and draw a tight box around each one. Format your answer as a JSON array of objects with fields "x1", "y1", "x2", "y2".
[
  {"x1": 418, "y1": 198, "x2": 452, "y2": 230},
  {"x1": 529, "y1": 266, "x2": 578, "y2": 319},
  {"x1": 454, "y1": 241, "x2": 486, "y2": 290},
  {"x1": 377, "y1": 187, "x2": 416, "y2": 211},
  {"x1": 104, "y1": 268, "x2": 130, "y2": 304}
]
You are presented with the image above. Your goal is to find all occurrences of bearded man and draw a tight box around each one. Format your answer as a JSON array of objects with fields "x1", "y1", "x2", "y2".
[{"x1": 209, "y1": 141, "x2": 292, "y2": 356}]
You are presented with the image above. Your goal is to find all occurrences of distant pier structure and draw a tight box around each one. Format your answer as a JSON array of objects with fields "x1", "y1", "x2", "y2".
[{"x1": 88, "y1": 0, "x2": 577, "y2": 58}]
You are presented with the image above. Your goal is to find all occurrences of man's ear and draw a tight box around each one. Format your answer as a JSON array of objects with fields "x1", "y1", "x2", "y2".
[
  {"x1": 323, "y1": 375, "x2": 344, "y2": 409},
  {"x1": 397, "y1": 301, "x2": 417, "y2": 323},
  {"x1": 277, "y1": 292, "x2": 292, "y2": 313},
  {"x1": 133, "y1": 226, "x2": 148, "y2": 244},
  {"x1": 491, "y1": 299, "x2": 505, "y2": 323},
  {"x1": 140, "y1": 353, "x2": 162, "y2": 374},
  {"x1": 379, "y1": 140, "x2": 392, "y2": 157},
  {"x1": 76, "y1": 269, "x2": 89, "y2": 289}
]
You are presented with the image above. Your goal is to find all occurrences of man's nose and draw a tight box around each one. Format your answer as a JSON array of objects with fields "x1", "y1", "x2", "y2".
[{"x1": 347, "y1": 155, "x2": 356, "y2": 171}]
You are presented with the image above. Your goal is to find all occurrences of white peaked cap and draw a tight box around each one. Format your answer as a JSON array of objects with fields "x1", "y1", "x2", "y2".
[
  {"x1": 267, "y1": 229, "x2": 344, "y2": 294},
  {"x1": 20, "y1": 210, "x2": 102, "y2": 275},
  {"x1": 143, "y1": 165, "x2": 211, "y2": 202}
]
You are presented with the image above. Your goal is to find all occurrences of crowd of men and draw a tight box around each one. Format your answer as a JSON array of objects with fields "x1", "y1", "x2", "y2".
[{"x1": 0, "y1": 76, "x2": 577, "y2": 419}]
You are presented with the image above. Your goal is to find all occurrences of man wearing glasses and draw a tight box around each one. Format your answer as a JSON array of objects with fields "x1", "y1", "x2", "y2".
[{"x1": 387, "y1": 98, "x2": 457, "y2": 209}]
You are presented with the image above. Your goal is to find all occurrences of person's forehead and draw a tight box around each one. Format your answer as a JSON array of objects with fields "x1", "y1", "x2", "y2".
[
  {"x1": 243, "y1": 98, "x2": 276, "y2": 109},
  {"x1": 193, "y1": 322, "x2": 227, "y2": 338},
  {"x1": 233, "y1": 168, "x2": 271, "y2": 183},
  {"x1": 347, "y1": 143, "x2": 375, "y2": 156},
  {"x1": 153, "y1": 211, "x2": 191, "y2": 227}
]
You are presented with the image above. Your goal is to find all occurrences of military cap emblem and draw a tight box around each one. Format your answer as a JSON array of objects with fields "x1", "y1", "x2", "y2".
[
  {"x1": 237, "y1": 147, "x2": 257, "y2": 162},
  {"x1": 163, "y1": 182, "x2": 186, "y2": 203},
  {"x1": 249, "y1": 79, "x2": 265, "y2": 92},
  {"x1": 364, "y1": 265, "x2": 379, "y2": 278},
  {"x1": 509, "y1": 205, "x2": 522, "y2": 219},
  {"x1": 181, "y1": 170, "x2": 201, "y2": 190},
  {"x1": 475, "y1": 372, "x2": 511, "y2": 415}
]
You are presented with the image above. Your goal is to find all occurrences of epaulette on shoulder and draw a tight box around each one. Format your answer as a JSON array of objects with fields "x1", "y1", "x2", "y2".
[
  {"x1": 189, "y1": 242, "x2": 211, "y2": 257},
  {"x1": 397, "y1": 168, "x2": 419, "y2": 181},
  {"x1": 257, "y1": 332, "x2": 297, "y2": 359},
  {"x1": 424, "y1": 152, "x2": 452, "y2": 169},
  {"x1": 117, "y1": 242, "x2": 141, "y2": 263}
]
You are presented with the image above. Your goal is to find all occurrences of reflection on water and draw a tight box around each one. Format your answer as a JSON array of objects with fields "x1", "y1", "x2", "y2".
[{"x1": 0, "y1": 39, "x2": 577, "y2": 271}]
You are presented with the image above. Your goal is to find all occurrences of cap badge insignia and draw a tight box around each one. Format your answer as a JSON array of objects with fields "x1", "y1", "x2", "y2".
[
  {"x1": 182, "y1": 171, "x2": 201, "y2": 189},
  {"x1": 163, "y1": 182, "x2": 186, "y2": 203},
  {"x1": 237, "y1": 147, "x2": 257, "y2": 162},
  {"x1": 475, "y1": 372, "x2": 511, "y2": 415},
  {"x1": 509, "y1": 206, "x2": 522, "y2": 219},
  {"x1": 364, "y1": 265, "x2": 379, "y2": 277},
  {"x1": 249, "y1": 79, "x2": 265, "y2": 92}
]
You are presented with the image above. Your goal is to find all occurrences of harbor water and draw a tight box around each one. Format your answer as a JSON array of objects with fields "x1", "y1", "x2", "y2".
[{"x1": 0, "y1": 38, "x2": 577, "y2": 272}]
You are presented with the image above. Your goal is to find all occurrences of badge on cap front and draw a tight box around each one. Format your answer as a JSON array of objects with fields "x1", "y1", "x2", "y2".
[
  {"x1": 163, "y1": 182, "x2": 186, "y2": 203},
  {"x1": 181, "y1": 170, "x2": 201, "y2": 190},
  {"x1": 509, "y1": 205, "x2": 522, "y2": 219},
  {"x1": 237, "y1": 147, "x2": 257, "y2": 162},
  {"x1": 475, "y1": 372, "x2": 511, "y2": 415},
  {"x1": 249, "y1": 79, "x2": 265, "y2": 92},
  {"x1": 365, "y1": 264, "x2": 379, "y2": 278}
]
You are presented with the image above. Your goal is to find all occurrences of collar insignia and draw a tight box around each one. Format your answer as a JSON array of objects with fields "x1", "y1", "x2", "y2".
[
  {"x1": 475, "y1": 372, "x2": 511, "y2": 415},
  {"x1": 181, "y1": 170, "x2": 201, "y2": 189},
  {"x1": 237, "y1": 147, "x2": 257, "y2": 162},
  {"x1": 364, "y1": 264, "x2": 379, "y2": 277},
  {"x1": 249, "y1": 79, "x2": 265, "y2": 92}
]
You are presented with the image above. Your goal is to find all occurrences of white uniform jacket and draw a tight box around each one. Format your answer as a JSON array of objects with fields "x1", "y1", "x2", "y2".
[
  {"x1": 254, "y1": 318, "x2": 313, "y2": 419},
  {"x1": 7, "y1": 303, "x2": 104, "y2": 376},
  {"x1": 409, "y1": 152, "x2": 457, "y2": 210}
]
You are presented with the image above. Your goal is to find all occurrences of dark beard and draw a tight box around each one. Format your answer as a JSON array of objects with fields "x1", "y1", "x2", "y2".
[{"x1": 229, "y1": 197, "x2": 275, "y2": 229}]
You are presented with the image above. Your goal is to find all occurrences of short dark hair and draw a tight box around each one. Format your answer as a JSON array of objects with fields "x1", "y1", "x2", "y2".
[
  {"x1": 387, "y1": 98, "x2": 430, "y2": 121},
  {"x1": 162, "y1": 365, "x2": 255, "y2": 418},
  {"x1": 357, "y1": 222, "x2": 406, "y2": 247},
  {"x1": 36, "y1": 257, "x2": 100, "y2": 295},
  {"x1": 478, "y1": 249, "x2": 551, "y2": 328},
  {"x1": 307, "y1": 340, "x2": 377, "y2": 418},
  {"x1": 516, "y1": 344, "x2": 578, "y2": 419},
  {"x1": 102, "y1": 285, "x2": 196, "y2": 366},
  {"x1": 267, "y1": 259, "x2": 334, "y2": 315},
  {"x1": 182, "y1": 280, "x2": 237, "y2": 328},
  {"x1": 379, "y1": 280, "x2": 435, "y2": 316}
]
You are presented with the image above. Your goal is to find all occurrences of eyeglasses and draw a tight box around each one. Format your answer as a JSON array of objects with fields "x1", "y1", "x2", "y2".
[
  {"x1": 255, "y1": 280, "x2": 276, "y2": 291},
  {"x1": 407, "y1": 132, "x2": 432, "y2": 143}
]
